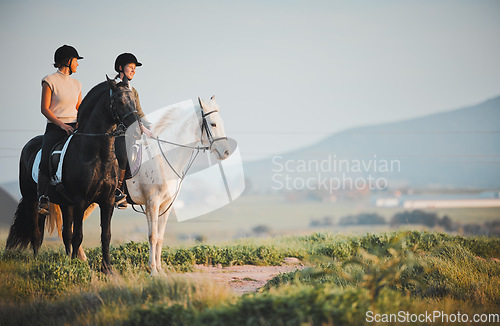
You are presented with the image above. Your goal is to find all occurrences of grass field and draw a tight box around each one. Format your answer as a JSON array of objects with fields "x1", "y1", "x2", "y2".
[
  {"x1": 1, "y1": 231, "x2": 499, "y2": 325},
  {"x1": 30, "y1": 193, "x2": 498, "y2": 247},
  {"x1": 1, "y1": 193, "x2": 498, "y2": 248}
]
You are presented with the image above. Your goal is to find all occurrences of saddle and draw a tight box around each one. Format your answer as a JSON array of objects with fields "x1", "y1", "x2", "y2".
[
  {"x1": 32, "y1": 137, "x2": 71, "y2": 185},
  {"x1": 48, "y1": 141, "x2": 67, "y2": 182},
  {"x1": 32, "y1": 137, "x2": 143, "y2": 204},
  {"x1": 33, "y1": 138, "x2": 142, "y2": 181},
  {"x1": 31, "y1": 135, "x2": 74, "y2": 204}
]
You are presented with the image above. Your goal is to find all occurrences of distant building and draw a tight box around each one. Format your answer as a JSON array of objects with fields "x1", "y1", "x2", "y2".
[
  {"x1": 373, "y1": 191, "x2": 500, "y2": 208},
  {"x1": 374, "y1": 198, "x2": 400, "y2": 207},
  {"x1": 402, "y1": 198, "x2": 500, "y2": 209}
]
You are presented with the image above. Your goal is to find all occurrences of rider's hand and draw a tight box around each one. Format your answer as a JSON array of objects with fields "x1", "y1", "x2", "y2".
[
  {"x1": 141, "y1": 125, "x2": 153, "y2": 138},
  {"x1": 60, "y1": 123, "x2": 74, "y2": 135}
]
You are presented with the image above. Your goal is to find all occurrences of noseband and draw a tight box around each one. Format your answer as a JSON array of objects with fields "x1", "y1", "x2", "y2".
[{"x1": 201, "y1": 110, "x2": 228, "y2": 150}]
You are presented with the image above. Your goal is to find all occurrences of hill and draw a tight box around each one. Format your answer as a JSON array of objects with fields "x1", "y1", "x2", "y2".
[
  {"x1": 0, "y1": 184, "x2": 17, "y2": 227},
  {"x1": 245, "y1": 95, "x2": 500, "y2": 192}
]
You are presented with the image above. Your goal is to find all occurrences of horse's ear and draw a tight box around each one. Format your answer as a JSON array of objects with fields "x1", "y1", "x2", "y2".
[
  {"x1": 106, "y1": 75, "x2": 116, "y2": 90},
  {"x1": 210, "y1": 95, "x2": 216, "y2": 103},
  {"x1": 122, "y1": 75, "x2": 130, "y2": 86}
]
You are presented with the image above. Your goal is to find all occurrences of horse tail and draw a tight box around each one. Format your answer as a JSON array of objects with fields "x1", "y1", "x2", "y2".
[
  {"x1": 46, "y1": 203, "x2": 63, "y2": 239},
  {"x1": 6, "y1": 196, "x2": 37, "y2": 250},
  {"x1": 83, "y1": 203, "x2": 98, "y2": 222},
  {"x1": 6, "y1": 135, "x2": 43, "y2": 252},
  {"x1": 44, "y1": 203, "x2": 96, "y2": 240}
]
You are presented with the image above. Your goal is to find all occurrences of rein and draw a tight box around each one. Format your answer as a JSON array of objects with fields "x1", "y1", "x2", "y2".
[
  {"x1": 132, "y1": 108, "x2": 228, "y2": 217},
  {"x1": 151, "y1": 109, "x2": 227, "y2": 150},
  {"x1": 155, "y1": 109, "x2": 225, "y2": 176},
  {"x1": 71, "y1": 125, "x2": 126, "y2": 137}
]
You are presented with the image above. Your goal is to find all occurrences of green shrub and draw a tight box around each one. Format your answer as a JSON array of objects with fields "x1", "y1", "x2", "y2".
[
  {"x1": 338, "y1": 213, "x2": 386, "y2": 226},
  {"x1": 24, "y1": 257, "x2": 92, "y2": 295}
]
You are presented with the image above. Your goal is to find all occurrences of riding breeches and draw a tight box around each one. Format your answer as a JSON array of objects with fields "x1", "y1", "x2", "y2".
[
  {"x1": 115, "y1": 135, "x2": 128, "y2": 170},
  {"x1": 39, "y1": 123, "x2": 76, "y2": 178}
]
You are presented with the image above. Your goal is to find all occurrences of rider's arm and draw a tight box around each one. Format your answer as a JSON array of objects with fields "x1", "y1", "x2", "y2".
[
  {"x1": 132, "y1": 88, "x2": 151, "y2": 128},
  {"x1": 132, "y1": 87, "x2": 152, "y2": 137},
  {"x1": 76, "y1": 91, "x2": 82, "y2": 111}
]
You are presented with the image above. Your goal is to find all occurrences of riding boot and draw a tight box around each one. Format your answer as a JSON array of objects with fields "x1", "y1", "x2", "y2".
[
  {"x1": 115, "y1": 168, "x2": 127, "y2": 209},
  {"x1": 37, "y1": 173, "x2": 51, "y2": 216}
]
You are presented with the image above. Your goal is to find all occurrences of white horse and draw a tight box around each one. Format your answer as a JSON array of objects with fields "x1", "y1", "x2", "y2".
[{"x1": 126, "y1": 96, "x2": 232, "y2": 276}]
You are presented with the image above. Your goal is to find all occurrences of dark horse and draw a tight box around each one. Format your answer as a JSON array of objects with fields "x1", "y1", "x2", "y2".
[{"x1": 6, "y1": 77, "x2": 140, "y2": 273}]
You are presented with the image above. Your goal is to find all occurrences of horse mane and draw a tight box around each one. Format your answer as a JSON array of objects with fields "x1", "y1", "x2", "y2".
[
  {"x1": 152, "y1": 106, "x2": 192, "y2": 137},
  {"x1": 77, "y1": 81, "x2": 109, "y2": 128}
]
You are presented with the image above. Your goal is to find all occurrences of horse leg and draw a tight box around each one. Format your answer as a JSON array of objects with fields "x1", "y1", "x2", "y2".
[
  {"x1": 33, "y1": 212, "x2": 46, "y2": 255},
  {"x1": 27, "y1": 201, "x2": 41, "y2": 255},
  {"x1": 69, "y1": 203, "x2": 95, "y2": 260},
  {"x1": 155, "y1": 203, "x2": 172, "y2": 277},
  {"x1": 146, "y1": 200, "x2": 160, "y2": 276},
  {"x1": 31, "y1": 186, "x2": 46, "y2": 254},
  {"x1": 99, "y1": 201, "x2": 114, "y2": 274},
  {"x1": 61, "y1": 206, "x2": 74, "y2": 256},
  {"x1": 70, "y1": 203, "x2": 85, "y2": 260},
  {"x1": 77, "y1": 246, "x2": 88, "y2": 261}
]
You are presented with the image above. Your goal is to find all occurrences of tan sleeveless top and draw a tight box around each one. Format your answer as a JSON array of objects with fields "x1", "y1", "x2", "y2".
[{"x1": 42, "y1": 70, "x2": 81, "y2": 123}]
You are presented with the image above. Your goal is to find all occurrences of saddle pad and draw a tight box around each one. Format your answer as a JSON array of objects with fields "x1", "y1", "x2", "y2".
[
  {"x1": 32, "y1": 150, "x2": 42, "y2": 183},
  {"x1": 32, "y1": 134, "x2": 74, "y2": 184}
]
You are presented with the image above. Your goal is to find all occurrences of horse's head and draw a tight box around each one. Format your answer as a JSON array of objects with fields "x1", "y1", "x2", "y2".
[
  {"x1": 199, "y1": 96, "x2": 232, "y2": 160},
  {"x1": 106, "y1": 76, "x2": 141, "y2": 139}
]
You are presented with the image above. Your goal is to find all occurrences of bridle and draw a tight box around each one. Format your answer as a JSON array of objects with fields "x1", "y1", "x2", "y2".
[
  {"x1": 109, "y1": 88, "x2": 139, "y2": 135},
  {"x1": 154, "y1": 107, "x2": 228, "y2": 175},
  {"x1": 72, "y1": 87, "x2": 139, "y2": 137},
  {"x1": 153, "y1": 108, "x2": 227, "y2": 152},
  {"x1": 201, "y1": 109, "x2": 228, "y2": 152},
  {"x1": 132, "y1": 106, "x2": 229, "y2": 216}
]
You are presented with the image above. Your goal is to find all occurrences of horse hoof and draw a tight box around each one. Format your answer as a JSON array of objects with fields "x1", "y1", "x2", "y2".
[
  {"x1": 77, "y1": 248, "x2": 88, "y2": 261},
  {"x1": 101, "y1": 265, "x2": 114, "y2": 275},
  {"x1": 150, "y1": 267, "x2": 168, "y2": 278}
]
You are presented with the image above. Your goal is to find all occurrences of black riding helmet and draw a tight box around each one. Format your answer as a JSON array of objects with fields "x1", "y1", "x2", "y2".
[
  {"x1": 54, "y1": 45, "x2": 83, "y2": 75},
  {"x1": 115, "y1": 53, "x2": 142, "y2": 72}
]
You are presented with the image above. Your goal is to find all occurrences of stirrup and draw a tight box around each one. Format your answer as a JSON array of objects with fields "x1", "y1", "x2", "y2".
[
  {"x1": 115, "y1": 188, "x2": 126, "y2": 200},
  {"x1": 115, "y1": 189, "x2": 127, "y2": 209},
  {"x1": 38, "y1": 195, "x2": 50, "y2": 216},
  {"x1": 115, "y1": 196, "x2": 128, "y2": 209}
]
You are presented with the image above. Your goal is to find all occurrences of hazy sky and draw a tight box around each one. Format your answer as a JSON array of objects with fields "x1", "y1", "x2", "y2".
[{"x1": 0, "y1": 0, "x2": 499, "y2": 183}]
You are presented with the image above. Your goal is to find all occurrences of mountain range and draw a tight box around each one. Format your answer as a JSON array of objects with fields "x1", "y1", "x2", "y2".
[{"x1": 244, "y1": 95, "x2": 500, "y2": 192}]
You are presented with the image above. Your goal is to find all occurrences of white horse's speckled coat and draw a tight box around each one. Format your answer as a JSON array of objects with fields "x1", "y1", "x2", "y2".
[{"x1": 126, "y1": 97, "x2": 231, "y2": 276}]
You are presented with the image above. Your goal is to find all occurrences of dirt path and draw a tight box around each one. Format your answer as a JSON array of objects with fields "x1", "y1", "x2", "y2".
[{"x1": 184, "y1": 259, "x2": 305, "y2": 294}]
